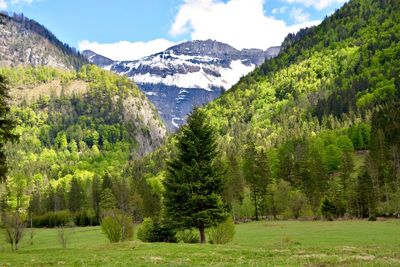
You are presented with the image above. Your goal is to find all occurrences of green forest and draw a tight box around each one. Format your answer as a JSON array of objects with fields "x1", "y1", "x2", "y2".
[
  {"x1": 0, "y1": 65, "x2": 166, "y2": 228},
  {"x1": 0, "y1": 0, "x2": 399, "y2": 252},
  {"x1": 129, "y1": 0, "x2": 400, "y2": 225}
]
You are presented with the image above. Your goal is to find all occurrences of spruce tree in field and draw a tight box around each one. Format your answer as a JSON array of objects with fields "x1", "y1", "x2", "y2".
[{"x1": 164, "y1": 108, "x2": 228, "y2": 244}]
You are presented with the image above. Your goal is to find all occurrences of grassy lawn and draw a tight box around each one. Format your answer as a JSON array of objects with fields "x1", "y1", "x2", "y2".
[{"x1": 0, "y1": 220, "x2": 399, "y2": 266}]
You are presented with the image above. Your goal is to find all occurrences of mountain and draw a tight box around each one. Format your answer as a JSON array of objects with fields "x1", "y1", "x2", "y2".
[
  {"x1": 0, "y1": 12, "x2": 86, "y2": 70},
  {"x1": 0, "y1": 12, "x2": 166, "y2": 157},
  {"x1": 0, "y1": 12, "x2": 169, "y2": 212},
  {"x1": 81, "y1": 50, "x2": 114, "y2": 68},
  {"x1": 130, "y1": 0, "x2": 400, "y2": 220},
  {"x1": 83, "y1": 40, "x2": 280, "y2": 131}
]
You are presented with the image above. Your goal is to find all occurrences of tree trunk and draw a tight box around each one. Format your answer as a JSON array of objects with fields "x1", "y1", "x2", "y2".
[{"x1": 199, "y1": 227, "x2": 206, "y2": 244}]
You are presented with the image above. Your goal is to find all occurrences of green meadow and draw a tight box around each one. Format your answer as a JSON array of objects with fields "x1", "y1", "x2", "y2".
[{"x1": 1, "y1": 220, "x2": 399, "y2": 266}]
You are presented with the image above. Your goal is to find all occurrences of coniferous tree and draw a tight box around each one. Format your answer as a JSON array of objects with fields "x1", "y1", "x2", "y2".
[
  {"x1": 91, "y1": 175, "x2": 102, "y2": 219},
  {"x1": 357, "y1": 169, "x2": 376, "y2": 218},
  {"x1": 0, "y1": 75, "x2": 18, "y2": 184},
  {"x1": 102, "y1": 171, "x2": 113, "y2": 191},
  {"x1": 68, "y1": 178, "x2": 83, "y2": 213},
  {"x1": 164, "y1": 109, "x2": 229, "y2": 244},
  {"x1": 243, "y1": 142, "x2": 270, "y2": 220}
]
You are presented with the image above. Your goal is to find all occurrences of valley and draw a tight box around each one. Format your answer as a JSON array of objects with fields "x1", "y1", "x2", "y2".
[{"x1": 0, "y1": 0, "x2": 399, "y2": 265}]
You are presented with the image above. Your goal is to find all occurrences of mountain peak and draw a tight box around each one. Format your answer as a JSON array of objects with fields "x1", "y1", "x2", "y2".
[
  {"x1": 81, "y1": 49, "x2": 114, "y2": 67},
  {"x1": 0, "y1": 12, "x2": 86, "y2": 70},
  {"x1": 166, "y1": 39, "x2": 239, "y2": 57}
]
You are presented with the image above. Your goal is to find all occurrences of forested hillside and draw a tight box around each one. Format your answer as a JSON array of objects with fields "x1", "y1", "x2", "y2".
[
  {"x1": 131, "y1": 0, "x2": 400, "y2": 220},
  {"x1": 0, "y1": 13, "x2": 86, "y2": 70},
  {"x1": 0, "y1": 65, "x2": 166, "y2": 220}
]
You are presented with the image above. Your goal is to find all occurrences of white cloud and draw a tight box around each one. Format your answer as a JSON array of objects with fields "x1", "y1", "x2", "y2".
[
  {"x1": 78, "y1": 39, "x2": 177, "y2": 61},
  {"x1": 283, "y1": 0, "x2": 346, "y2": 11},
  {"x1": 169, "y1": 0, "x2": 320, "y2": 50},
  {"x1": 290, "y1": 8, "x2": 310, "y2": 23},
  {"x1": 0, "y1": 0, "x2": 7, "y2": 10}
]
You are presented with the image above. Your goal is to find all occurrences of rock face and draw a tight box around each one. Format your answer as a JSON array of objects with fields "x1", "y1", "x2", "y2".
[
  {"x1": 84, "y1": 40, "x2": 280, "y2": 132},
  {"x1": 0, "y1": 13, "x2": 86, "y2": 70}
]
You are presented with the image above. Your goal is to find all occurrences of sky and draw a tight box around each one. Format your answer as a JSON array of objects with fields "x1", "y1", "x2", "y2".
[{"x1": 0, "y1": 0, "x2": 347, "y2": 60}]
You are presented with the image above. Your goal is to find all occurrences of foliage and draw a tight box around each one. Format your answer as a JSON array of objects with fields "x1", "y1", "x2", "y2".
[
  {"x1": 1, "y1": 212, "x2": 25, "y2": 251},
  {"x1": 0, "y1": 65, "x2": 164, "y2": 224},
  {"x1": 100, "y1": 213, "x2": 133, "y2": 243},
  {"x1": 207, "y1": 217, "x2": 235, "y2": 244},
  {"x1": 176, "y1": 229, "x2": 199, "y2": 244},
  {"x1": 136, "y1": 217, "x2": 177, "y2": 243},
  {"x1": 32, "y1": 211, "x2": 73, "y2": 228}
]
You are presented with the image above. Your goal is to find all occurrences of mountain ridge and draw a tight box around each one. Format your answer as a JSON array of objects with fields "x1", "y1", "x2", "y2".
[
  {"x1": 0, "y1": 12, "x2": 87, "y2": 70},
  {"x1": 83, "y1": 40, "x2": 281, "y2": 131}
]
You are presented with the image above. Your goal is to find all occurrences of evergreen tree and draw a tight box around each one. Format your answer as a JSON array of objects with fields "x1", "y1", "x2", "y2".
[
  {"x1": 102, "y1": 171, "x2": 113, "y2": 190},
  {"x1": 54, "y1": 185, "x2": 66, "y2": 211},
  {"x1": 68, "y1": 178, "x2": 83, "y2": 212},
  {"x1": 91, "y1": 175, "x2": 102, "y2": 219},
  {"x1": 0, "y1": 75, "x2": 18, "y2": 183},
  {"x1": 357, "y1": 169, "x2": 376, "y2": 218},
  {"x1": 164, "y1": 109, "x2": 228, "y2": 244},
  {"x1": 243, "y1": 142, "x2": 270, "y2": 220}
]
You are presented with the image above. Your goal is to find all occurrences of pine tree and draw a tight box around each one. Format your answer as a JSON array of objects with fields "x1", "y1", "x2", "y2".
[
  {"x1": 0, "y1": 75, "x2": 18, "y2": 183},
  {"x1": 164, "y1": 109, "x2": 229, "y2": 244},
  {"x1": 243, "y1": 142, "x2": 270, "y2": 220},
  {"x1": 357, "y1": 169, "x2": 376, "y2": 218},
  {"x1": 68, "y1": 178, "x2": 84, "y2": 212},
  {"x1": 91, "y1": 175, "x2": 102, "y2": 219}
]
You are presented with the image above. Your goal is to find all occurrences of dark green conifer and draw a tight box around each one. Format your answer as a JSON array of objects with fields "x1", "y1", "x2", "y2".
[{"x1": 164, "y1": 108, "x2": 229, "y2": 243}]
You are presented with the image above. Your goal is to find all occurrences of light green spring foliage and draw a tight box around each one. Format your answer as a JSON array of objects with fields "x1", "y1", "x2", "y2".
[
  {"x1": 176, "y1": 229, "x2": 199, "y2": 244},
  {"x1": 101, "y1": 213, "x2": 134, "y2": 243},
  {"x1": 207, "y1": 217, "x2": 236, "y2": 244},
  {"x1": 1, "y1": 65, "x2": 160, "y2": 211}
]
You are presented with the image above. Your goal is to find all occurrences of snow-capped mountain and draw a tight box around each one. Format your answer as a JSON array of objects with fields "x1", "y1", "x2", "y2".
[{"x1": 83, "y1": 40, "x2": 280, "y2": 131}]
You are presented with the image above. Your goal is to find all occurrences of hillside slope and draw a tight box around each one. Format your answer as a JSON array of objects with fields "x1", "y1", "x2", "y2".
[
  {"x1": 1, "y1": 65, "x2": 167, "y2": 209},
  {"x1": 131, "y1": 0, "x2": 400, "y2": 220},
  {"x1": 0, "y1": 13, "x2": 86, "y2": 70}
]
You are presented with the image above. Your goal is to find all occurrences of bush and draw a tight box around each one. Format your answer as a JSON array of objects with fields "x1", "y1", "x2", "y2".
[
  {"x1": 57, "y1": 222, "x2": 75, "y2": 249},
  {"x1": 32, "y1": 211, "x2": 73, "y2": 228},
  {"x1": 137, "y1": 217, "x2": 177, "y2": 243},
  {"x1": 2, "y1": 212, "x2": 25, "y2": 251},
  {"x1": 176, "y1": 229, "x2": 199, "y2": 244},
  {"x1": 101, "y1": 213, "x2": 133, "y2": 243},
  {"x1": 208, "y1": 217, "x2": 235, "y2": 244},
  {"x1": 74, "y1": 210, "x2": 99, "y2": 226}
]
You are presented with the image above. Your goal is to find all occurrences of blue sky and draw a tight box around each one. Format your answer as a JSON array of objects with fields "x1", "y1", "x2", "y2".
[{"x1": 0, "y1": 0, "x2": 347, "y2": 60}]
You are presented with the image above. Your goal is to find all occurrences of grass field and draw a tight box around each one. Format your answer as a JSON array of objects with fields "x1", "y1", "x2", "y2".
[{"x1": 0, "y1": 220, "x2": 399, "y2": 266}]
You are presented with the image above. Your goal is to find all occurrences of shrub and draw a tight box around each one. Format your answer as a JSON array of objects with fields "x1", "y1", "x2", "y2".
[
  {"x1": 32, "y1": 211, "x2": 73, "y2": 228},
  {"x1": 137, "y1": 217, "x2": 177, "y2": 243},
  {"x1": 101, "y1": 213, "x2": 133, "y2": 243},
  {"x1": 74, "y1": 210, "x2": 99, "y2": 226},
  {"x1": 2, "y1": 212, "x2": 25, "y2": 251},
  {"x1": 57, "y1": 223, "x2": 75, "y2": 248},
  {"x1": 208, "y1": 217, "x2": 235, "y2": 244},
  {"x1": 176, "y1": 229, "x2": 199, "y2": 244}
]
